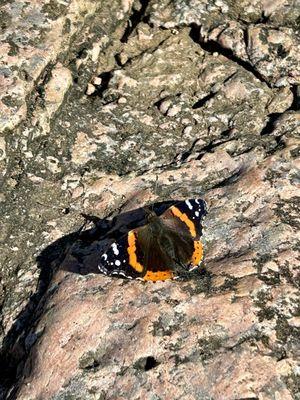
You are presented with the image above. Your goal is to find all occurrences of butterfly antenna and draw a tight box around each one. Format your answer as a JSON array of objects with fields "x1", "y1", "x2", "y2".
[
  {"x1": 150, "y1": 175, "x2": 159, "y2": 213},
  {"x1": 117, "y1": 193, "x2": 140, "y2": 214}
]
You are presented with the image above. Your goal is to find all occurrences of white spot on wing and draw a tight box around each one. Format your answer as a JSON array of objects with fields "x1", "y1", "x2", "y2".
[
  {"x1": 98, "y1": 265, "x2": 108, "y2": 274},
  {"x1": 118, "y1": 271, "x2": 128, "y2": 278},
  {"x1": 101, "y1": 253, "x2": 108, "y2": 260},
  {"x1": 185, "y1": 200, "x2": 193, "y2": 210},
  {"x1": 112, "y1": 243, "x2": 119, "y2": 255},
  {"x1": 115, "y1": 260, "x2": 121, "y2": 266},
  {"x1": 195, "y1": 211, "x2": 199, "y2": 217}
]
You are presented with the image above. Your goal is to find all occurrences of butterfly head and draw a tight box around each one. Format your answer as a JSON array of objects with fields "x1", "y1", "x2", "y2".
[{"x1": 144, "y1": 206, "x2": 158, "y2": 222}]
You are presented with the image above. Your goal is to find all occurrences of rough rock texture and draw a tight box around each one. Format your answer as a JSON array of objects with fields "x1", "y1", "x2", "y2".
[{"x1": 0, "y1": 0, "x2": 299, "y2": 399}]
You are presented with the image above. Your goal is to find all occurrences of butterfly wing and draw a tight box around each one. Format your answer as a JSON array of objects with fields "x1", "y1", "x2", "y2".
[
  {"x1": 159, "y1": 199, "x2": 207, "y2": 270},
  {"x1": 98, "y1": 226, "x2": 174, "y2": 281},
  {"x1": 98, "y1": 234, "x2": 142, "y2": 279}
]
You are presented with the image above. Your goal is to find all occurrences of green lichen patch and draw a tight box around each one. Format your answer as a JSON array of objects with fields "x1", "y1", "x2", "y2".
[
  {"x1": 79, "y1": 350, "x2": 101, "y2": 370},
  {"x1": 152, "y1": 311, "x2": 186, "y2": 337},
  {"x1": 1, "y1": 95, "x2": 23, "y2": 108},
  {"x1": 180, "y1": 269, "x2": 212, "y2": 296},
  {"x1": 284, "y1": 372, "x2": 300, "y2": 399},
  {"x1": 275, "y1": 316, "x2": 300, "y2": 344},
  {"x1": 197, "y1": 334, "x2": 226, "y2": 362},
  {"x1": 253, "y1": 288, "x2": 276, "y2": 322},
  {"x1": 0, "y1": 9, "x2": 12, "y2": 30},
  {"x1": 42, "y1": 0, "x2": 68, "y2": 20},
  {"x1": 275, "y1": 199, "x2": 300, "y2": 229}
]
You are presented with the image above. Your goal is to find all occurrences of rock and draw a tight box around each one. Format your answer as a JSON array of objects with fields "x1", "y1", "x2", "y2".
[
  {"x1": 86, "y1": 82, "x2": 96, "y2": 96},
  {"x1": 71, "y1": 132, "x2": 98, "y2": 165},
  {"x1": 11, "y1": 128, "x2": 300, "y2": 400},
  {"x1": 0, "y1": 0, "x2": 299, "y2": 399},
  {"x1": 149, "y1": 1, "x2": 300, "y2": 88},
  {"x1": 247, "y1": 25, "x2": 300, "y2": 86},
  {"x1": 0, "y1": 0, "x2": 97, "y2": 133},
  {"x1": 0, "y1": 1, "x2": 134, "y2": 395}
]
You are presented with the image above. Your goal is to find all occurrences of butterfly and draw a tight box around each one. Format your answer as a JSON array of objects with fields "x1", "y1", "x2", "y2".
[{"x1": 98, "y1": 199, "x2": 207, "y2": 281}]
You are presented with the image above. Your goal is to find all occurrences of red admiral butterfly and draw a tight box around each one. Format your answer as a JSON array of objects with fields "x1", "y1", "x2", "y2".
[{"x1": 98, "y1": 199, "x2": 207, "y2": 281}]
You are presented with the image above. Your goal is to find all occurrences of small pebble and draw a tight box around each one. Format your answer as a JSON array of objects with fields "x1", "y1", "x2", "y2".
[
  {"x1": 86, "y1": 83, "x2": 96, "y2": 95},
  {"x1": 159, "y1": 99, "x2": 172, "y2": 114},
  {"x1": 167, "y1": 104, "x2": 181, "y2": 117},
  {"x1": 183, "y1": 125, "x2": 193, "y2": 135},
  {"x1": 92, "y1": 76, "x2": 102, "y2": 86},
  {"x1": 118, "y1": 97, "x2": 127, "y2": 104}
]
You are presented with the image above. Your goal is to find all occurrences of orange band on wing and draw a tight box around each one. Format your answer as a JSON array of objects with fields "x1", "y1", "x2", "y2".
[
  {"x1": 192, "y1": 241, "x2": 203, "y2": 266},
  {"x1": 171, "y1": 206, "x2": 196, "y2": 237},
  {"x1": 143, "y1": 270, "x2": 174, "y2": 281},
  {"x1": 127, "y1": 231, "x2": 144, "y2": 273}
]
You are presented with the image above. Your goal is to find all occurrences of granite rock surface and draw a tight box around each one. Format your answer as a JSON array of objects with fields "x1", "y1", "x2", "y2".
[{"x1": 0, "y1": 0, "x2": 299, "y2": 399}]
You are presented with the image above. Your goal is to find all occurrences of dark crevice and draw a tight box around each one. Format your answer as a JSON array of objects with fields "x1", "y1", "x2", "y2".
[
  {"x1": 120, "y1": 0, "x2": 150, "y2": 43},
  {"x1": 179, "y1": 138, "x2": 201, "y2": 161},
  {"x1": 210, "y1": 170, "x2": 243, "y2": 189},
  {"x1": 233, "y1": 145, "x2": 255, "y2": 156},
  {"x1": 220, "y1": 128, "x2": 232, "y2": 137},
  {"x1": 290, "y1": 85, "x2": 300, "y2": 111},
  {"x1": 118, "y1": 36, "x2": 171, "y2": 69},
  {"x1": 76, "y1": 46, "x2": 88, "y2": 60},
  {"x1": 260, "y1": 85, "x2": 299, "y2": 137},
  {"x1": 36, "y1": 63, "x2": 55, "y2": 99},
  {"x1": 24, "y1": 62, "x2": 55, "y2": 116},
  {"x1": 223, "y1": 71, "x2": 238, "y2": 85},
  {"x1": 154, "y1": 96, "x2": 168, "y2": 110},
  {"x1": 134, "y1": 356, "x2": 159, "y2": 371},
  {"x1": 260, "y1": 113, "x2": 281, "y2": 136},
  {"x1": 196, "y1": 142, "x2": 217, "y2": 159},
  {"x1": 91, "y1": 71, "x2": 114, "y2": 98},
  {"x1": 196, "y1": 138, "x2": 235, "y2": 160},
  {"x1": 142, "y1": 15, "x2": 152, "y2": 26},
  {"x1": 189, "y1": 24, "x2": 272, "y2": 88},
  {"x1": 243, "y1": 27, "x2": 249, "y2": 51},
  {"x1": 114, "y1": 53, "x2": 123, "y2": 67},
  {"x1": 144, "y1": 356, "x2": 158, "y2": 371},
  {"x1": 192, "y1": 92, "x2": 215, "y2": 109},
  {"x1": 235, "y1": 398, "x2": 259, "y2": 400},
  {"x1": 266, "y1": 135, "x2": 286, "y2": 155},
  {"x1": 260, "y1": 12, "x2": 270, "y2": 24}
]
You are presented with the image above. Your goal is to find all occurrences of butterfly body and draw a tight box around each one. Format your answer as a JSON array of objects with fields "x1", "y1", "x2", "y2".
[{"x1": 98, "y1": 199, "x2": 207, "y2": 281}]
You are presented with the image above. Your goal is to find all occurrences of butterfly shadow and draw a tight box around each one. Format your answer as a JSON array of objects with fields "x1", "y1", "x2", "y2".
[{"x1": 61, "y1": 200, "x2": 179, "y2": 275}]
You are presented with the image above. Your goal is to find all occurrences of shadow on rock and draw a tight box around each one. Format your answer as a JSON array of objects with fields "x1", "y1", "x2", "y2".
[
  {"x1": 0, "y1": 200, "x2": 177, "y2": 399},
  {"x1": 0, "y1": 229, "x2": 83, "y2": 400},
  {"x1": 65, "y1": 200, "x2": 177, "y2": 275}
]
